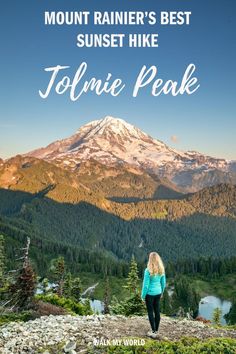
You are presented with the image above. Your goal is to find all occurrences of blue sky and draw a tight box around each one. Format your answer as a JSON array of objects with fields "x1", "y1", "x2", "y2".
[{"x1": 0, "y1": 0, "x2": 236, "y2": 159}]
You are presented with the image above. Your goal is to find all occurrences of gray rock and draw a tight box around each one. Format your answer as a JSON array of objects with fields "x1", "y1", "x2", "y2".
[
  {"x1": 0, "y1": 314, "x2": 235, "y2": 353},
  {"x1": 63, "y1": 340, "x2": 77, "y2": 352}
]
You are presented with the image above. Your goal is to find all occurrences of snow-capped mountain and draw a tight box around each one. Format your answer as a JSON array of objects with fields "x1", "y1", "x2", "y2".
[{"x1": 27, "y1": 116, "x2": 236, "y2": 191}]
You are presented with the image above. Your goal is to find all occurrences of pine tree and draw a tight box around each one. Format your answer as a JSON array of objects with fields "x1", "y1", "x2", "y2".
[
  {"x1": 52, "y1": 257, "x2": 65, "y2": 297},
  {"x1": 124, "y1": 256, "x2": 139, "y2": 294},
  {"x1": 14, "y1": 262, "x2": 36, "y2": 310},
  {"x1": 103, "y1": 277, "x2": 110, "y2": 314},
  {"x1": 71, "y1": 277, "x2": 82, "y2": 302},
  {"x1": 63, "y1": 272, "x2": 72, "y2": 298},
  {"x1": 112, "y1": 256, "x2": 146, "y2": 316},
  {"x1": 213, "y1": 307, "x2": 222, "y2": 326},
  {"x1": 10, "y1": 237, "x2": 36, "y2": 310}
]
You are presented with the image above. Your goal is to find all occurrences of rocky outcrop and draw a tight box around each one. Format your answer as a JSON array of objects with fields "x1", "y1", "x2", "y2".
[{"x1": 0, "y1": 314, "x2": 236, "y2": 353}]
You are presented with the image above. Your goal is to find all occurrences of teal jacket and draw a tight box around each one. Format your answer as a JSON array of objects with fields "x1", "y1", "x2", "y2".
[{"x1": 141, "y1": 268, "x2": 166, "y2": 300}]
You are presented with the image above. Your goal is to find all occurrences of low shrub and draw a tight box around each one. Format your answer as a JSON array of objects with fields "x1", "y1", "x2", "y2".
[
  {"x1": 0, "y1": 311, "x2": 33, "y2": 325},
  {"x1": 110, "y1": 294, "x2": 146, "y2": 316},
  {"x1": 35, "y1": 294, "x2": 92, "y2": 315}
]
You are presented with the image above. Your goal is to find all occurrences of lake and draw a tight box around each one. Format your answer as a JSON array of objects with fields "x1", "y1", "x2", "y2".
[{"x1": 198, "y1": 295, "x2": 232, "y2": 325}]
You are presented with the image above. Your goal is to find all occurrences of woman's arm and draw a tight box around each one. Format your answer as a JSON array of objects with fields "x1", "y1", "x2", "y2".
[
  {"x1": 160, "y1": 274, "x2": 166, "y2": 293},
  {"x1": 141, "y1": 269, "x2": 150, "y2": 300}
]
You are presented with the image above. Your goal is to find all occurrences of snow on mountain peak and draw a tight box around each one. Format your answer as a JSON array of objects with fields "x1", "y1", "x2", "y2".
[
  {"x1": 27, "y1": 115, "x2": 174, "y2": 163},
  {"x1": 26, "y1": 116, "x2": 235, "y2": 191},
  {"x1": 76, "y1": 116, "x2": 149, "y2": 141}
]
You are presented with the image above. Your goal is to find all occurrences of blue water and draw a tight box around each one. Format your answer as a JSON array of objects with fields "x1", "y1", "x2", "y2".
[
  {"x1": 90, "y1": 299, "x2": 104, "y2": 313},
  {"x1": 198, "y1": 296, "x2": 232, "y2": 325}
]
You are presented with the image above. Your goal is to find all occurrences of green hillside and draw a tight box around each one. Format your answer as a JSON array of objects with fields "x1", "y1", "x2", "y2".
[{"x1": 0, "y1": 156, "x2": 235, "y2": 277}]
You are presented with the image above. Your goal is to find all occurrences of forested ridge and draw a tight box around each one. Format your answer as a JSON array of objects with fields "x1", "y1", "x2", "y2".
[{"x1": 0, "y1": 156, "x2": 236, "y2": 277}]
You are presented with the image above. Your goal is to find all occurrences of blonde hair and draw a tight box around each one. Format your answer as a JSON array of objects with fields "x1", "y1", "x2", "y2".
[{"x1": 147, "y1": 252, "x2": 165, "y2": 276}]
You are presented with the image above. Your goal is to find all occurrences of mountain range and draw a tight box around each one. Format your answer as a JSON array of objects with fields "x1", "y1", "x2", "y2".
[
  {"x1": 26, "y1": 116, "x2": 236, "y2": 192},
  {"x1": 0, "y1": 116, "x2": 236, "y2": 275}
]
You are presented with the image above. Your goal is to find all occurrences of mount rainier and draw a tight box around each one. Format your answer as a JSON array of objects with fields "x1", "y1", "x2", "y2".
[{"x1": 27, "y1": 116, "x2": 236, "y2": 191}]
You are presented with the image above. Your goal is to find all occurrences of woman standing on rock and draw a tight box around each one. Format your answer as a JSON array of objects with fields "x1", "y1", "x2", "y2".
[{"x1": 141, "y1": 252, "x2": 166, "y2": 339}]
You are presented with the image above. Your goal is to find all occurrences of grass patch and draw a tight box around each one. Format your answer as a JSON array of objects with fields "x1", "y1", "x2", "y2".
[
  {"x1": 89, "y1": 337, "x2": 236, "y2": 354},
  {"x1": 37, "y1": 342, "x2": 65, "y2": 354}
]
